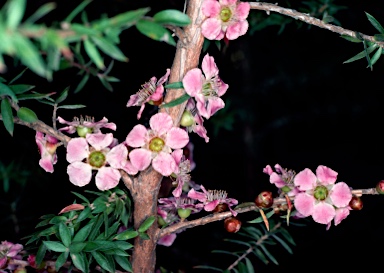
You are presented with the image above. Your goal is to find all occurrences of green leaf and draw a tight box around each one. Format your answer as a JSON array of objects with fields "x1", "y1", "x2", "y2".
[
  {"x1": 17, "y1": 92, "x2": 55, "y2": 100},
  {"x1": 9, "y1": 84, "x2": 35, "y2": 94},
  {"x1": 139, "y1": 232, "x2": 150, "y2": 240},
  {"x1": 164, "y1": 81, "x2": 183, "y2": 89},
  {"x1": 55, "y1": 87, "x2": 69, "y2": 104},
  {"x1": 0, "y1": 82, "x2": 18, "y2": 102},
  {"x1": 73, "y1": 73, "x2": 90, "y2": 94},
  {"x1": 94, "y1": 8, "x2": 150, "y2": 30},
  {"x1": 136, "y1": 19, "x2": 176, "y2": 46},
  {"x1": 365, "y1": 12, "x2": 384, "y2": 34},
  {"x1": 153, "y1": 9, "x2": 191, "y2": 26},
  {"x1": 260, "y1": 244, "x2": 278, "y2": 265},
  {"x1": 17, "y1": 107, "x2": 38, "y2": 123},
  {"x1": 71, "y1": 23, "x2": 101, "y2": 36},
  {"x1": 73, "y1": 222, "x2": 94, "y2": 243},
  {"x1": 1, "y1": 99, "x2": 14, "y2": 136},
  {"x1": 114, "y1": 229, "x2": 138, "y2": 240},
  {"x1": 38, "y1": 225, "x2": 59, "y2": 237},
  {"x1": 343, "y1": 43, "x2": 378, "y2": 64},
  {"x1": 59, "y1": 222, "x2": 72, "y2": 247},
  {"x1": 91, "y1": 251, "x2": 115, "y2": 272},
  {"x1": 43, "y1": 241, "x2": 68, "y2": 252},
  {"x1": 35, "y1": 243, "x2": 47, "y2": 267},
  {"x1": 69, "y1": 242, "x2": 87, "y2": 253},
  {"x1": 5, "y1": 0, "x2": 26, "y2": 29},
  {"x1": 88, "y1": 215, "x2": 104, "y2": 240},
  {"x1": 98, "y1": 75, "x2": 113, "y2": 91},
  {"x1": 55, "y1": 251, "x2": 69, "y2": 272},
  {"x1": 24, "y1": 2, "x2": 56, "y2": 24},
  {"x1": 138, "y1": 216, "x2": 155, "y2": 233},
  {"x1": 370, "y1": 46, "x2": 382, "y2": 66},
  {"x1": 374, "y1": 34, "x2": 384, "y2": 42},
  {"x1": 271, "y1": 234, "x2": 293, "y2": 254},
  {"x1": 192, "y1": 265, "x2": 222, "y2": 272},
  {"x1": 160, "y1": 93, "x2": 190, "y2": 108},
  {"x1": 64, "y1": 0, "x2": 92, "y2": 23},
  {"x1": 113, "y1": 241, "x2": 133, "y2": 251},
  {"x1": 49, "y1": 216, "x2": 68, "y2": 224},
  {"x1": 245, "y1": 257, "x2": 255, "y2": 273},
  {"x1": 114, "y1": 255, "x2": 133, "y2": 272},
  {"x1": 253, "y1": 247, "x2": 268, "y2": 264},
  {"x1": 91, "y1": 36, "x2": 128, "y2": 62},
  {"x1": 70, "y1": 252, "x2": 87, "y2": 273},
  {"x1": 57, "y1": 104, "x2": 87, "y2": 110},
  {"x1": 84, "y1": 37, "x2": 105, "y2": 69},
  {"x1": 75, "y1": 206, "x2": 92, "y2": 223},
  {"x1": 340, "y1": 34, "x2": 362, "y2": 43}
]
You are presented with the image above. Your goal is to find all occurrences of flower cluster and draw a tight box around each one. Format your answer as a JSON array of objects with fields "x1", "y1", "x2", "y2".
[
  {"x1": 265, "y1": 164, "x2": 353, "y2": 229},
  {"x1": 0, "y1": 241, "x2": 24, "y2": 272}
]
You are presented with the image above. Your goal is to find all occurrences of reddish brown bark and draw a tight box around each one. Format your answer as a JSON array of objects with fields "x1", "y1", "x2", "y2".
[{"x1": 129, "y1": 0, "x2": 205, "y2": 272}]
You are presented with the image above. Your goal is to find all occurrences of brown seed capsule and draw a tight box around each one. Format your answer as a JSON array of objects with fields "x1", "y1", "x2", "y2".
[
  {"x1": 224, "y1": 217, "x2": 242, "y2": 233},
  {"x1": 349, "y1": 196, "x2": 363, "y2": 210},
  {"x1": 255, "y1": 191, "x2": 274, "y2": 208},
  {"x1": 213, "y1": 203, "x2": 228, "y2": 213},
  {"x1": 376, "y1": 180, "x2": 384, "y2": 195}
]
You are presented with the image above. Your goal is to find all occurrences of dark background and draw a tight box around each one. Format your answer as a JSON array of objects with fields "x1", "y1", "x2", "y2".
[{"x1": 1, "y1": 0, "x2": 384, "y2": 272}]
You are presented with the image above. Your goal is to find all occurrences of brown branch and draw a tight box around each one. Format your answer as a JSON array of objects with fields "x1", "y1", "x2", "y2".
[
  {"x1": 249, "y1": 2, "x2": 384, "y2": 47},
  {"x1": 158, "y1": 188, "x2": 380, "y2": 238}
]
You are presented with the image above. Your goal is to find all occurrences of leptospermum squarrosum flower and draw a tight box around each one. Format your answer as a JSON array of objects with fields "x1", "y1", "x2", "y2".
[
  {"x1": 66, "y1": 133, "x2": 138, "y2": 191},
  {"x1": 35, "y1": 131, "x2": 59, "y2": 173},
  {"x1": 293, "y1": 165, "x2": 353, "y2": 229},
  {"x1": 57, "y1": 116, "x2": 116, "y2": 137},
  {"x1": 201, "y1": 0, "x2": 250, "y2": 40},
  {"x1": 170, "y1": 149, "x2": 192, "y2": 197},
  {"x1": 180, "y1": 98, "x2": 210, "y2": 143},
  {"x1": 263, "y1": 164, "x2": 300, "y2": 197},
  {"x1": 188, "y1": 185, "x2": 239, "y2": 216},
  {"x1": 125, "y1": 112, "x2": 189, "y2": 176},
  {"x1": 182, "y1": 54, "x2": 228, "y2": 119},
  {"x1": 126, "y1": 69, "x2": 170, "y2": 120}
]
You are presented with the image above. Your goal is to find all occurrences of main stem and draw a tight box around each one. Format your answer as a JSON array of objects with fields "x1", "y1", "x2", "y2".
[{"x1": 130, "y1": 0, "x2": 205, "y2": 272}]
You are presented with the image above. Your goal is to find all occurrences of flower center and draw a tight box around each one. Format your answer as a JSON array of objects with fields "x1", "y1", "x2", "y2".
[
  {"x1": 220, "y1": 7, "x2": 232, "y2": 22},
  {"x1": 76, "y1": 126, "x2": 93, "y2": 137},
  {"x1": 149, "y1": 137, "x2": 165, "y2": 152},
  {"x1": 314, "y1": 185, "x2": 328, "y2": 201},
  {"x1": 202, "y1": 78, "x2": 221, "y2": 98},
  {"x1": 137, "y1": 78, "x2": 157, "y2": 104},
  {"x1": 88, "y1": 151, "x2": 106, "y2": 168}
]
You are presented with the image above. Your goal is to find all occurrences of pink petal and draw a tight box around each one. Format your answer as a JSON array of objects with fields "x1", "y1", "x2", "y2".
[
  {"x1": 293, "y1": 193, "x2": 315, "y2": 217},
  {"x1": 126, "y1": 124, "x2": 148, "y2": 147},
  {"x1": 204, "y1": 200, "x2": 219, "y2": 211},
  {"x1": 129, "y1": 148, "x2": 152, "y2": 171},
  {"x1": 86, "y1": 133, "x2": 113, "y2": 150},
  {"x1": 202, "y1": 54, "x2": 218, "y2": 80},
  {"x1": 196, "y1": 100, "x2": 210, "y2": 119},
  {"x1": 220, "y1": 0, "x2": 237, "y2": 5},
  {"x1": 263, "y1": 165, "x2": 273, "y2": 175},
  {"x1": 330, "y1": 182, "x2": 352, "y2": 208},
  {"x1": 201, "y1": 18, "x2": 222, "y2": 40},
  {"x1": 158, "y1": 233, "x2": 177, "y2": 247},
  {"x1": 95, "y1": 167, "x2": 121, "y2": 191},
  {"x1": 270, "y1": 173, "x2": 286, "y2": 188},
  {"x1": 39, "y1": 157, "x2": 55, "y2": 173},
  {"x1": 217, "y1": 78, "x2": 229, "y2": 97},
  {"x1": 107, "y1": 144, "x2": 128, "y2": 168},
  {"x1": 235, "y1": 2, "x2": 251, "y2": 20},
  {"x1": 172, "y1": 180, "x2": 183, "y2": 197},
  {"x1": 187, "y1": 188, "x2": 207, "y2": 202},
  {"x1": 157, "y1": 68, "x2": 171, "y2": 86},
  {"x1": 183, "y1": 68, "x2": 203, "y2": 97},
  {"x1": 334, "y1": 207, "x2": 350, "y2": 226},
  {"x1": 171, "y1": 149, "x2": 184, "y2": 166},
  {"x1": 67, "y1": 161, "x2": 92, "y2": 187},
  {"x1": 120, "y1": 160, "x2": 139, "y2": 175},
  {"x1": 152, "y1": 152, "x2": 177, "y2": 176},
  {"x1": 206, "y1": 97, "x2": 225, "y2": 118},
  {"x1": 312, "y1": 202, "x2": 335, "y2": 225},
  {"x1": 66, "y1": 138, "x2": 89, "y2": 163},
  {"x1": 126, "y1": 94, "x2": 140, "y2": 107},
  {"x1": 137, "y1": 104, "x2": 146, "y2": 120},
  {"x1": 150, "y1": 113, "x2": 173, "y2": 135},
  {"x1": 226, "y1": 21, "x2": 248, "y2": 40},
  {"x1": 202, "y1": 0, "x2": 220, "y2": 17},
  {"x1": 194, "y1": 123, "x2": 210, "y2": 143},
  {"x1": 294, "y1": 168, "x2": 317, "y2": 191},
  {"x1": 166, "y1": 128, "x2": 189, "y2": 149},
  {"x1": 316, "y1": 165, "x2": 338, "y2": 185}
]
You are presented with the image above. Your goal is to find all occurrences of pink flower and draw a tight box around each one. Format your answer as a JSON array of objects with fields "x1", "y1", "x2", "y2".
[
  {"x1": 293, "y1": 165, "x2": 352, "y2": 227},
  {"x1": 66, "y1": 133, "x2": 138, "y2": 191},
  {"x1": 183, "y1": 54, "x2": 228, "y2": 119},
  {"x1": 125, "y1": 112, "x2": 189, "y2": 176},
  {"x1": 188, "y1": 185, "x2": 238, "y2": 216},
  {"x1": 35, "y1": 131, "x2": 59, "y2": 173},
  {"x1": 263, "y1": 164, "x2": 300, "y2": 196},
  {"x1": 0, "y1": 241, "x2": 23, "y2": 269},
  {"x1": 58, "y1": 115, "x2": 116, "y2": 137},
  {"x1": 201, "y1": 0, "x2": 250, "y2": 40},
  {"x1": 127, "y1": 69, "x2": 170, "y2": 120},
  {"x1": 170, "y1": 149, "x2": 192, "y2": 197},
  {"x1": 182, "y1": 98, "x2": 210, "y2": 142}
]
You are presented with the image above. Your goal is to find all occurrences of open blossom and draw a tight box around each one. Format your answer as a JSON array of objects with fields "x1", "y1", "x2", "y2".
[
  {"x1": 127, "y1": 69, "x2": 170, "y2": 120},
  {"x1": 170, "y1": 149, "x2": 192, "y2": 197},
  {"x1": 293, "y1": 165, "x2": 352, "y2": 228},
  {"x1": 188, "y1": 185, "x2": 238, "y2": 216},
  {"x1": 58, "y1": 115, "x2": 116, "y2": 137},
  {"x1": 35, "y1": 131, "x2": 59, "y2": 173},
  {"x1": 66, "y1": 133, "x2": 138, "y2": 191},
  {"x1": 125, "y1": 112, "x2": 189, "y2": 176},
  {"x1": 0, "y1": 241, "x2": 23, "y2": 270},
  {"x1": 183, "y1": 54, "x2": 228, "y2": 119},
  {"x1": 263, "y1": 164, "x2": 300, "y2": 196},
  {"x1": 181, "y1": 98, "x2": 210, "y2": 142},
  {"x1": 201, "y1": 0, "x2": 250, "y2": 40}
]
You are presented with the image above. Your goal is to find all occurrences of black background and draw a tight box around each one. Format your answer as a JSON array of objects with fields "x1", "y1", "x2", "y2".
[{"x1": 1, "y1": 0, "x2": 384, "y2": 272}]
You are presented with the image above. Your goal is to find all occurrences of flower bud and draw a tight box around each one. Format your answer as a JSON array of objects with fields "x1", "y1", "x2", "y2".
[
  {"x1": 224, "y1": 217, "x2": 241, "y2": 233},
  {"x1": 376, "y1": 180, "x2": 384, "y2": 194},
  {"x1": 213, "y1": 203, "x2": 228, "y2": 213},
  {"x1": 349, "y1": 196, "x2": 363, "y2": 210},
  {"x1": 255, "y1": 191, "x2": 274, "y2": 208}
]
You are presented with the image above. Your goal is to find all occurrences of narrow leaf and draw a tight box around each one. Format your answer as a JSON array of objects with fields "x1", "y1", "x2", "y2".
[
  {"x1": 5, "y1": 0, "x2": 26, "y2": 29},
  {"x1": 70, "y1": 252, "x2": 87, "y2": 273},
  {"x1": 138, "y1": 216, "x2": 155, "y2": 233},
  {"x1": 68, "y1": 242, "x2": 86, "y2": 253},
  {"x1": 245, "y1": 258, "x2": 255, "y2": 273},
  {"x1": 374, "y1": 34, "x2": 384, "y2": 42},
  {"x1": 0, "y1": 82, "x2": 18, "y2": 102},
  {"x1": 260, "y1": 245, "x2": 278, "y2": 265},
  {"x1": 24, "y1": 2, "x2": 56, "y2": 24},
  {"x1": 160, "y1": 93, "x2": 190, "y2": 108},
  {"x1": 9, "y1": 84, "x2": 35, "y2": 94},
  {"x1": 164, "y1": 81, "x2": 183, "y2": 89},
  {"x1": 43, "y1": 241, "x2": 68, "y2": 252},
  {"x1": 271, "y1": 234, "x2": 293, "y2": 254},
  {"x1": 59, "y1": 222, "x2": 72, "y2": 247},
  {"x1": 17, "y1": 107, "x2": 38, "y2": 123},
  {"x1": 365, "y1": 12, "x2": 384, "y2": 34},
  {"x1": 73, "y1": 73, "x2": 90, "y2": 94},
  {"x1": 370, "y1": 46, "x2": 382, "y2": 66},
  {"x1": 35, "y1": 243, "x2": 47, "y2": 267},
  {"x1": 114, "y1": 230, "x2": 138, "y2": 240},
  {"x1": 114, "y1": 255, "x2": 132, "y2": 272},
  {"x1": 55, "y1": 87, "x2": 69, "y2": 104},
  {"x1": 84, "y1": 38, "x2": 105, "y2": 69},
  {"x1": 91, "y1": 251, "x2": 115, "y2": 273},
  {"x1": 153, "y1": 9, "x2": 191, "y2": 26},
  {"x1": 73, "y1": 222, "x2": 94, "y2": 242},
  {"x1": 136, "y1": 19, "x2": 176, "y2": 46},
  {"x1": 340, "y1": 34, "x2": 362, "y2": 43},
  {"x1": 91, "y1": 36, "x2": 128, "y2": 62},
  {"x1": 64, "y1": 0, "x2": 92, "y2": 23},
  {"x1": 55, "y1": 251, "x2": 69, "y2": 272},
  {"x1": 57, "y1": 104, "x2": 87, "y2": 109},
  {"x1": 94, "y1": 8, "x2": 150, "y2": 30},
  {"x1": 1, "y1": 99, "x2": 14, "y2": 136},
  {"x1": 343, "y1": 43, "x2": 378, "y2": 63}
]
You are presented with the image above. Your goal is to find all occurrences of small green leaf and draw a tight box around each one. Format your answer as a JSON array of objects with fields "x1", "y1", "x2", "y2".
[
  {"x1": 73, "y1": 73, "x2": 90, "y2": 94},
  {"x1": 164, "y1": 81, "x2": 183, "y2": 89},
  {"x1": 57, "y1": 104, "x2": 87, "y2": 109},
  {"x1": 24, "y1": 2, "x2": 56, "y2": 24},
  {"x1": 136, "y1": 19, "x2": 176, "y2": 46},
  {"x1": 55, "y1": 87, "x2": 69, "y2": 104},
  {"x1": 340, "y1": 34, "x2": 362, "y2": 43},
  {"x1": 114, "y1": 256, "x2": 133, "y2": 272},
  {"x1": 139, "y1": 232, "x2": 150, "y2": 240},
  {"x1": 83, "y1": 38, "x2": 105, "y2": 70},
  {"x1": 343, "y1": 43, "x2": 378, "y2": 64},
  {"x1": 43, "y1": 241, "x2": 68, "y2": 252},
  {"x1": 71, "y1": 23, "x2": 101, "y2": 36},
  {"x1": 55, "y1": 251, "x2": 69, "y2": 272},
  {"x1": 68, "y1": 242, "x2": 87, "y2": 253},
  {"x1": 59, "y1": 222, "x2": 72, "y2": 247},
  {"x1": 0, "y1": 82, "x2": 18, "y2": 102},
  {"x1": 91, "y1": 251, "x2": 115, "y2": 273},
  {"x1": 271, "y1": 234, "x2": 293, "y2": 254},
  {"x1": 94, "y1": 8, "x2": 150, "y2": 30},
  {"x1": 374, "y1": 34, "x2": 384, "y2": 42},
  {"x1": 9, "y1": 84, "x2": 35, "y2": 94},
  {"x1": 17, "y1": 107, "x2": 38, "y2": 123},
  {"x1": 260, "y1": 244, "x2": 278, "y2": 265},
  {"x1": 98, "y1": 75, "x2": 113, "y2": 91},
  {"x1": 1, "y1": 99, "x2": 14, "y2": 136},
  {"x1": 160, "y1": 93, "x2": 190, "y2": 108},
  {"x1": 138, "y1": 216, "x2": 155, "y2": 233},
  {"x1": 370, "y1": 46, "x2": 382, "y2": 66},
  {"x1": 245, "y1": 257, "x2": 255, "y2": 273},
  {"x1": 114, "y1": 230, "x2": 138, "y2": 241},
  {"x1": 5, "y1": 0, "x2": 26, "y2": 29},
  {"x1": 64, "y1": 0, "x2": 92, "y2": 23},
  {"x1": 91, "y1": 36, "x2": 128, "y2": 62},
  {"x1": 35, "y1": 243, "x2": 47, "y2": 267},
  {"x1": 365, "y1": 12, "x2": 384, "y2": 34},
  {"x1": 49, "y1": 216, "x2": 67, "y2": 224},
  {"x1": 70, "y1": 252, "x2": 87, "y2": 273},
  {"x1": 153, "y1": 9, "x2": 191, "y2": 26}
]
